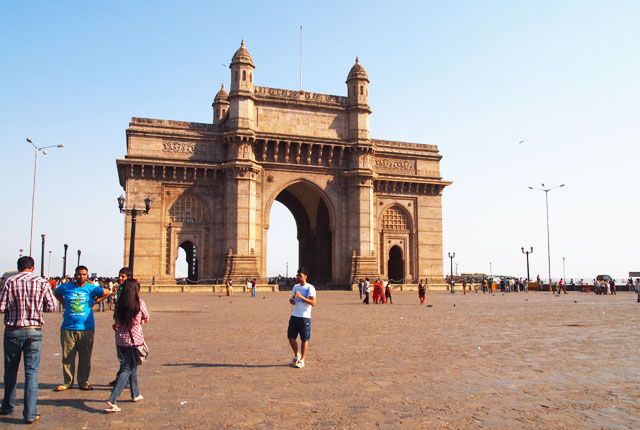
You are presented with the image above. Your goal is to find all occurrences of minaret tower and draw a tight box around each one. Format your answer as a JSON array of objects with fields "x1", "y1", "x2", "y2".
[
  {"x1": 212, "y1": 83, "x2": 229, "y2": 124},
  {"x1": 227, "y1": 39, "x2": 256, "y2": 132},
  {"x1": 345, "y1": 57, "x2": 378, "y2": 282},
  {"x1": 346, "y1": 57, "x2": 371, "y2": 141}
]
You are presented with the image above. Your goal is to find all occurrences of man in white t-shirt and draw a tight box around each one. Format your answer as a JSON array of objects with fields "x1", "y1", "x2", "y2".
[{"x1": 287, "y1": 268, "x2": 316, "y2": 369}]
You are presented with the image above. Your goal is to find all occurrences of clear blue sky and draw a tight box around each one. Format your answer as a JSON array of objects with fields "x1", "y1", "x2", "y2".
[{"x1": 1, "y1": 1, "x2": 638, "y2": 281}]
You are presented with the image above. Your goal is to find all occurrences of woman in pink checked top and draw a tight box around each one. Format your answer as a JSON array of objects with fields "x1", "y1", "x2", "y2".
[{"x1": 105, "y1": 279, "x2": 149, "y2": 413}]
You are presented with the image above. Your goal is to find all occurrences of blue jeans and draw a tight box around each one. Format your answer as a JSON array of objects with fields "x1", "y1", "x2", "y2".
[
  {"x1": 251, "y1": 287, "x2": 256, "y2": 297},
  {"x1": 108, "y1": 346, "x2": 140, "y2": 403},
  {"x1": 2, "y1": 328, "x2": 42, "y2": 421}
]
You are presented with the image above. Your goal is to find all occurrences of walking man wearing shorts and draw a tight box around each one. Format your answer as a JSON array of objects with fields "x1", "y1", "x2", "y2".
[{"x1": 287, "y1": 268, "x2": 316, "y2": 369}]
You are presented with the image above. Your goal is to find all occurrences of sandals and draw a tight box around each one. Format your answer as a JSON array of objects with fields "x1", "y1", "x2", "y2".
[
  {"x1": 104, "y1": 402, "x2": 121, "y2": 413},
  {"x1": 25, "y1": 414, "x2": 41, "y2": 424},
  {"x1": 79, "y1": 384, "x2": 94, "y2": 391},
  {"x1": 54, "y1": 385, "x2": 69, "y2": 392}
]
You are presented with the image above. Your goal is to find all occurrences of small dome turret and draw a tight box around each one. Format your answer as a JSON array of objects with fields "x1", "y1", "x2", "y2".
[
  {"x1": 346, "y1": 56, "x2": 371, "y2": 141},
  {"x1": 346, "y1": 57, "x2": 369, "y2": 83},
  {"x1": 212, "y1": 83, "x2": 230, "y2": 124},
  {"x1": 214, "y1": 83, "x2": 229, "y2": 103},
  {"x1": 230, "y1": 39, "x2": 255, "y2": 68},
  {"x1": 229, "y1": 39, "x2": 255, "y2": 97}
]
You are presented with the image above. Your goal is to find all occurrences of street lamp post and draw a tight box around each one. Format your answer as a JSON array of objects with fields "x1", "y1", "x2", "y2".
[
  {"x1": 40, "y1": 234, "x2": 46, "y2": 277},
  {"x1": 48, "y1": 250, "x2": 52, "y2": 277},
  {"x1": 118, "y1": 194, "x2": 152, "y2": 274},
  {"x1": 62, "y1": 244, "x2": 68, "y2": 277},
  {"x1": 26, "y1": 138, "x2": 64, "y2": 256},
  {"x1": 77, "y1": 249, "x2": 81, "y2": 267},
  {"x1": 521, "y1": 246, "x2": 533, "y2": 281},
  {"x1": 448, "y1": 252, "x2": 455, "y2": 282},
  {"x1": 529, "y1": 183, "x2": 565, "y2": 291},
  {"x1": 19, "y1": 249, "x2": 24, "y2": 257}
]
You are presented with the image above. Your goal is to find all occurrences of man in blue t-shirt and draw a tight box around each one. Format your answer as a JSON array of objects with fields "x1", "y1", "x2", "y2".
[{"x1": 53, "y1": 266, "x2": 109, "y2": 391}]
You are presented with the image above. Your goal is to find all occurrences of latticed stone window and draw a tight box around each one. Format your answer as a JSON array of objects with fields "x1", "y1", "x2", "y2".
[
  {"x1": 169, "y1": 194, "x2": 206, "y2": 223},
  {"x1": 382, "y1": 206, "x2": 409, "y2": 230}
]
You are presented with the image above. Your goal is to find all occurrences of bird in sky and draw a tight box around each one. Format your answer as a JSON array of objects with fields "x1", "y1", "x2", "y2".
[{"x1": 518, "y1": 139, "x2": 525, "y2": 145}]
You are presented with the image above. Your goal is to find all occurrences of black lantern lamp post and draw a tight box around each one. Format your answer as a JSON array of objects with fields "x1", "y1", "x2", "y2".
[
  {"x1": 521, "y1": 246, "x2": 533, "y2": 281},
  {"x1": 448, "y1": 252, "x2": 455, "y2": 284},
  {"x1": 118, "y1": 194, "x2": 152, "y2": 274},
  {"x1": 40, "y1": 234, "x2": 46, "y2": 277},
  {"x1": 62, "y1": 244, "x2": 68, "y2": 277},
  {"x1": 77, "y1": 249, "x2": 81, "y2": 267}
]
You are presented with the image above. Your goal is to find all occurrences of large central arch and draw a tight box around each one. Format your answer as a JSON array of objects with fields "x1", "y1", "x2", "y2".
[{"x1": 265, "y1": 180, "x2": 334, "y2": 285}]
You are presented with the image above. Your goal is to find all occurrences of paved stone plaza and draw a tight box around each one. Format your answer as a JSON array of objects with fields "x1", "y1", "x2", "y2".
[{"x1": 1, "y1": 291, "x2": 639, "y2": 429}]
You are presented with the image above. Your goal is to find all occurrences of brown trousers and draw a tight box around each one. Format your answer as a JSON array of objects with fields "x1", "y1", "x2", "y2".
[{"x1": 60, "y1": 329, "x2": 95, "y2": 387}]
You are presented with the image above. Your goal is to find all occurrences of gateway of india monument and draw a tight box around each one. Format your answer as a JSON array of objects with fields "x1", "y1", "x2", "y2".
[{"x1": 116, "y1": 40, "x2": 451, "y2": 288}]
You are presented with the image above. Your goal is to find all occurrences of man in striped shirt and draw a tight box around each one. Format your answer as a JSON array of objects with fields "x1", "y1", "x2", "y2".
[{"x1": 0, "y1": 256, "x2": 56, "y2": 424}]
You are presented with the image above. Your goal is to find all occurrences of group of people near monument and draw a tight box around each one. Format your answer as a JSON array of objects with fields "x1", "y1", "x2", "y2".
[
  {"x1": 0, "y1": 258, "x2": 149, "y2": 422},
  {"x1": 0, "y1": 255, "x2": 316, "y2": 423},
  {"x1": 3, "y1": 252, "x2": 637, "y2": 424},
  {"x1": 224, "y1": 278, "x2": 258, "y2": 297},
  {"x1": 357, "y1": 278, "x2": 393, "y2": 304}
]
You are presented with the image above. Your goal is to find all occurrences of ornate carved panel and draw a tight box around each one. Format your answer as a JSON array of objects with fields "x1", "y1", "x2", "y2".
[{"x1": 375, "y1": 157, "x2": 416, "y2": 174}]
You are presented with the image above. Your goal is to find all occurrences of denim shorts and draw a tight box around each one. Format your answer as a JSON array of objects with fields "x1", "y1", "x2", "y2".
[{"x1": 287, "y1": 316, "x2": 311, "y2": 341}]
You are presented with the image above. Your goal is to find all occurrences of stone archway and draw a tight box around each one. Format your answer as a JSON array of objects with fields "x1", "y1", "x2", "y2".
[
  {"x1": 267, "y1": 180, "x2": 333, "y2": 285},
  {"x1": 179, "y1": 240, "x2": 198, "y2": 281},
  {"x1": 388, "y1": 245, "x2": 404, "y2": 282},
  {"x1": 165, "y1": 193, "x2": 209, "y2": 282}
]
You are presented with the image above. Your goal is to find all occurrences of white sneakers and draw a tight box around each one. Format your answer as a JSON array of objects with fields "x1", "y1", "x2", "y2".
[
  {"x1": 294, "y1": 359, "x2": 305, "y2": 368},
  {"x1": 132, "y1": 395, "x2": 144, "y2": 402},
  {"x1": 290, "y1": 354, "x2": 301, "y2": 367}
]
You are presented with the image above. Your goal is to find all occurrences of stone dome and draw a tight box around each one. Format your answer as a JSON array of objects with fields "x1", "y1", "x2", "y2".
[
  {"x1": 214, "y1": 83, "x2": 229, "y2": 103},
  {"x1": 346, "y1": 57, "x2": 369, "y2": 82},
  {"x1": 230, "y1": 39, "x2": 255, "y2": 67}
]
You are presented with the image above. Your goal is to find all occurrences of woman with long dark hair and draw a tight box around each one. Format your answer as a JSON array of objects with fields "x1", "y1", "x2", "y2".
[{"x1": 105, "y1": 279, "x2": 149, "y2": 412}]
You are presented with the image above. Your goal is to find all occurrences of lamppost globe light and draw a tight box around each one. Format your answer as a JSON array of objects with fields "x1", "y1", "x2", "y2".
[
  {"x1": 26, "y1": 137, "x2": 64, "y2": 256},
  {"x1": 529, "y1": 183, "x2": 565, "y2": 291}
]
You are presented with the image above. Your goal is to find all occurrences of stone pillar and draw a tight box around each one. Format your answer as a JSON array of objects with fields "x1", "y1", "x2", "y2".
[
  {"x1": 345, "y1": 147, "x2": 379, "y2": 282},
  {"x1": 222, "y1": 137, "x2": 261, "y2": 282},
  {"x1": 416, "y1": 192, "x2": 445, "y2": 284}
]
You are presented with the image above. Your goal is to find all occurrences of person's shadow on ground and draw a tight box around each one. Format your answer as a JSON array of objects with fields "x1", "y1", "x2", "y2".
[
  {"x1": 0, "y1": 416, "x2": 23, "y2": 425},
  {"x1": 163, "y1": 362, "x2": 289, "y2": 368},
  {"x1": 37, "y1": 397, "x2": 104, "y2": 414}
]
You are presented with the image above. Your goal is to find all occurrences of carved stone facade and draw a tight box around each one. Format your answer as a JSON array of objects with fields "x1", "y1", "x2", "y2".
[{"x1": 116, "y1": 41, "x2": 451, "y2": 287}]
